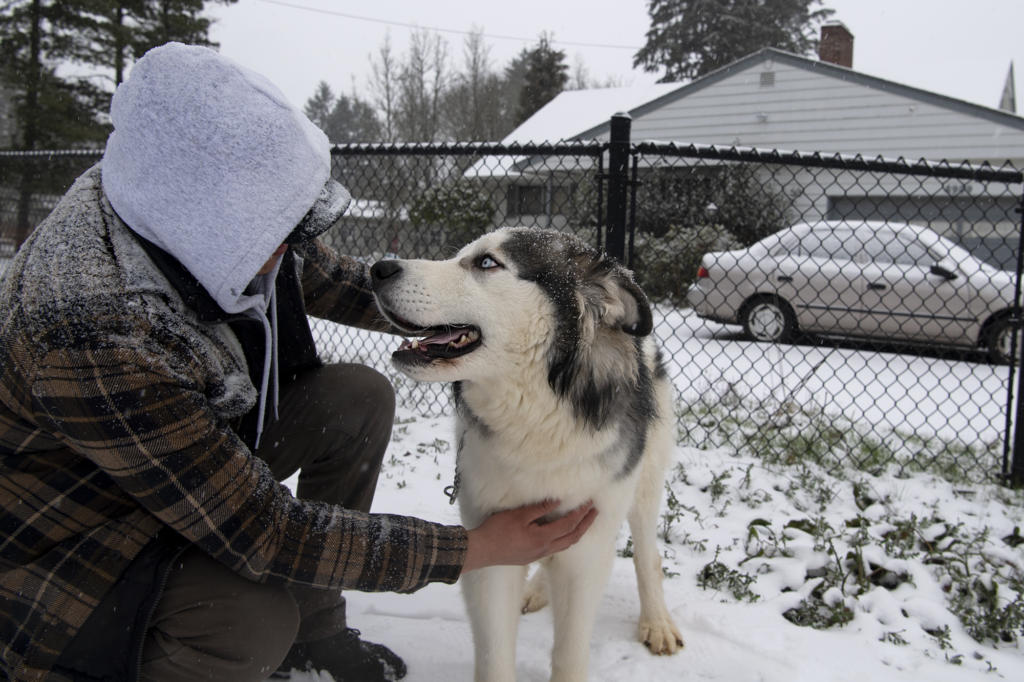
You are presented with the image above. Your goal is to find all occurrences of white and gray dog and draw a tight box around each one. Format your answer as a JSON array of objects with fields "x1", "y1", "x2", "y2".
[{"x1": 371, "y1": 227, "x2": 682, "y2": 682}]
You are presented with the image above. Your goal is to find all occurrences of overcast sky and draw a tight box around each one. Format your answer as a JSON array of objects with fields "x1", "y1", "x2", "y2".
[{"x1": 207, "y1": 0, "x2": 1024, "y2": 115}]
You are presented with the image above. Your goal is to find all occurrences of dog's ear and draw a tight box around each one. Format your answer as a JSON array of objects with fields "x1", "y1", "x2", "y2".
[{"x1": 581, "y1": 259, "x2": 653, "y2": 337}]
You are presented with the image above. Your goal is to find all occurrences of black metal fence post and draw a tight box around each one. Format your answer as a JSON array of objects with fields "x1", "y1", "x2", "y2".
[
  {"x1": 605, "y1": 113, "x2": 632, "y2": 263},
  {"x1": 1012, "y1": 355, "x2": 1024, "y2": 486},
  {"x1": 627, "y1": 151, "x2": 641, "y2": 269},
  {"x1": 1010, "y1": 192, "x2": 1024, "y2": 487}
]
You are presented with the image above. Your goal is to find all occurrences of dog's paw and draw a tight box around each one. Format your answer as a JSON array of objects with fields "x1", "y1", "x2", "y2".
[
  {"x1": 521, "y1": 588, "x2": 549, "y2": 614},
  {"x1": 639, "y1": 618, "x2": 684, "y2": 655}
]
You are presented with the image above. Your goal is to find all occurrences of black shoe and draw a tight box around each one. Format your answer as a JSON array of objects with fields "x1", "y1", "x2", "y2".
[{"x1": 270, "y1": 627, "x2": 407, "y2": 681}]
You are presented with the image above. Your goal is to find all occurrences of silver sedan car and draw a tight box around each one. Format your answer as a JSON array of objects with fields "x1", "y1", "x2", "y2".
[{"x1": 686, "y1": 221, "x2": 1021, "y2": 363}]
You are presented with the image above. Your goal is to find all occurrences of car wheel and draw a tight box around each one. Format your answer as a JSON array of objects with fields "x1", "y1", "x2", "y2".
[
  {"x1": 986, "y1": 316, "x2": 1021, "y2": 365},
  {"x1": 741, "y1": 296, "x2": 797, "y2": 343}
]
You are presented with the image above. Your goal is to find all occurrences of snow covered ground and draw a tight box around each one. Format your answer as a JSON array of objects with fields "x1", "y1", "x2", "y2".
[
  {"x1": 284, "y1": 408, "x2": 1024, "y2": 682},
  {"x1": 653, "y1": 305, "x2": 1013, "y2": 449},
  {"x1": 291, "y1": 312, "x2": 1024, "y2": 682}
]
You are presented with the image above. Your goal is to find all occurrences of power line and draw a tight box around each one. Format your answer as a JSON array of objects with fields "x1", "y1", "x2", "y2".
[{"x1": 256, "y1": 0, "x2": 641, "y2": 51}]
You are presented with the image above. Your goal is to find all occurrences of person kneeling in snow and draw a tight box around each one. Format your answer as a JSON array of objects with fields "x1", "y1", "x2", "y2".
[{"x1": 0, "y1": 43, "x2": 597, "y2": 682}]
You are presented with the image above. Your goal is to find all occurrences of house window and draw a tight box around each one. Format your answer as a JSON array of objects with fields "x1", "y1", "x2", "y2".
[
  {"x1": 508, "y1": 185, "x2": 546, "y2": 216},
  {"x1": 760, "y1": 71, "x2": 775, "y2": 87}
]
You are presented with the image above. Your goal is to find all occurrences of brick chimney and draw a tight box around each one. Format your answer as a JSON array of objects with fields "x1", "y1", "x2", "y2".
[{"x1": 819, "y1": 21, "x2": 854, "y2": 68}]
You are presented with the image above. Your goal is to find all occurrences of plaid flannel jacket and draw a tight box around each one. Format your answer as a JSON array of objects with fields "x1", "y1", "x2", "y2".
[{"x1": 0, "y1": 166, "x2": 467, "y2": 681}]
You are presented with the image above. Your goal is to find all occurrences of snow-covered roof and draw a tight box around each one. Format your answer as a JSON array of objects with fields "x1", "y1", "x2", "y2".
[
  {"x1": 465, "y1": 83, "x2": 682, "y2": 179},
  {"x1": 501, "y1": 83, "x2": 683, "y2": 144}
]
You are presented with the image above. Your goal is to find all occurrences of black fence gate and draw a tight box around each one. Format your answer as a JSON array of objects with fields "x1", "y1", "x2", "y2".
[{"x1": 2, "y1": 120, "x2": 1022, "y2": 485}]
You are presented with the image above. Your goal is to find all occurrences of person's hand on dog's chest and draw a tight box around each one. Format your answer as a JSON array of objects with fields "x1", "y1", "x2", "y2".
[{"x1": 461, "y1": 499, "x2": 598, "y2": 574}]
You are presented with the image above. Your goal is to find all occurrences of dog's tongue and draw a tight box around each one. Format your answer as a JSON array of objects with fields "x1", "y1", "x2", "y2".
[
  {"x1": 399, "y1": 328, "x2": 466, "y2": 351},
  {"x1": 422, "y1": 329, "x2": 465, "y2": 346}
]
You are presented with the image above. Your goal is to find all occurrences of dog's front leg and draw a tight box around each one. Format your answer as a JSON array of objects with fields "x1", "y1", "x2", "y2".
[
  {"x1": 628, "y1": 502, "x2": 684, "y2": 654},
  {"x1": 627, "y1": 408, "x2": 684, "y2": 655},
  {"x1": 462, "y1": 564, "x2": 528, "y2": 682},
  {"x1": 545, "y1": 533, "x2": 617, "y2": 682}
]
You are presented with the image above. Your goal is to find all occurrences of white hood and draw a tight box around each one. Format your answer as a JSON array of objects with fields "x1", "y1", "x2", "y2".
[{"x1": 101, "y1": 42, "x2": 332, "y2": 315}]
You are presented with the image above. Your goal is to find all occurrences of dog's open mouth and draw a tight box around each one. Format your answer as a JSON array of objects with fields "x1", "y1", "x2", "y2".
[{"x1": 394, "y1": 324, "x2": 483, "y2": 363}]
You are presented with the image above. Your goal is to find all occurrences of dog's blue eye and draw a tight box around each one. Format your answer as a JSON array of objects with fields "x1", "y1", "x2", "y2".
[{"x1": 477, "y1": 255, "x2": 501, "y2": 270}]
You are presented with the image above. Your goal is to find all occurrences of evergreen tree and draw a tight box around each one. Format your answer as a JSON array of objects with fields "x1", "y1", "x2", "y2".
[
  {"x1": 516, "y1": 33, "x2": 568, "y2": 127},
  {"x1": 304, "y1": 81, "x2": 380, "y2": 143},
  {"x1": 132, "y1": 0, "x2": 232, "y2": 58},
  {"x1": 304, "y1": 80, "x2": 335, "y2": 130},
  {"x1": 322, "y1": 92, "x2": 381, "y2": 144},
  {"x1": 634, "y1": 0, "x2": 834, "y2": 82},
  {"x1": 0, "y1": 0, "x2": 237, "y2": 150},
  {"x1": 0, "y1": 1, "x2": 107, "y2": 245},
  {"x1": 0, "y1": 1, "x2": 109, "y2": 150},
  {"x1": 71, "y1": 1, "x2": 237, "y2": 87},
  {"x1": 501, "y1": 48, "x2": 530, "y2": 129}
]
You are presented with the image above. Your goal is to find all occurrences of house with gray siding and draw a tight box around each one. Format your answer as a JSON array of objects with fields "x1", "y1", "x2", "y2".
[{"x1": 474, "y1": 24, "x2": 1024, "y2": 265}]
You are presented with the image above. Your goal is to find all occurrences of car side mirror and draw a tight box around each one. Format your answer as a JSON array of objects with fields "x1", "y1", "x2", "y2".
[{"x1": 930, "y1": 264, "x2": 958, "y2": 280}]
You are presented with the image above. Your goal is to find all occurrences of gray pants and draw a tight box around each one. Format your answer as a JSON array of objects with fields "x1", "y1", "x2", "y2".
[{"x1": 140, "y1": 363, "x2": 396, "y2": 682}]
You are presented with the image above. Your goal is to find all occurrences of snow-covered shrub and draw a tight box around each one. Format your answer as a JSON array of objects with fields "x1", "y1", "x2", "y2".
[
  {"x1": 630, "y1": 164, "x2": 794, "y2": 306},
  {"x1": 632, "y1": 223, "x2": 739, "y2": 306},
  {"x1": 408, "y1": 181, "x2": 496, "y2": 251}
]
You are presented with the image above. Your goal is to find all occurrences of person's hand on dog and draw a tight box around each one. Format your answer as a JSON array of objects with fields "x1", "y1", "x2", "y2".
[{"x1": 461, "y1": 499, "x2": 598, "y2": 574}]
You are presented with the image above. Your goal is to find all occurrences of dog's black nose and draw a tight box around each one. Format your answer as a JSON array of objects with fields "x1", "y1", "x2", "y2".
[{"x1": 371, "y1": 260, "x2": 402, "y2": 284}]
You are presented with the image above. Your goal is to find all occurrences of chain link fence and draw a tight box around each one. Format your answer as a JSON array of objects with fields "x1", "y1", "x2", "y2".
[
  {"x1": 2, "y1": 135, "x2": 1022, "y2": 484},
  {"x1": 312, "y1": 141, "x2": 606, "y2": 416},
  {"x1": 629, "y1": 142, "x2": 1023, "y2": 485},
  {"x1": 0, "y1": 150, "x2": 102, "y2": 276}
]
